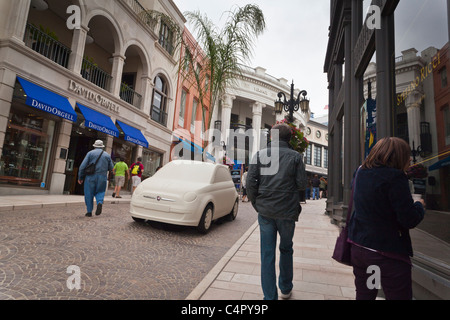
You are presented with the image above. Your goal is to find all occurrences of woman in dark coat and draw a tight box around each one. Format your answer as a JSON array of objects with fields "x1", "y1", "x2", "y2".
[{"x1": 348, "y1": 137, "x2": 426, "y2": 300}]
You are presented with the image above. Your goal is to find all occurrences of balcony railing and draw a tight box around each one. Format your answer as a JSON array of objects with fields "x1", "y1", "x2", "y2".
[
  {"x1": 151, "y1": 106, "x2": 168, "y2": 126},
  {"x1": 80, "y1": 58, "x2": 112, "y2": 91},
  {"x1": 120, "y1": 83, "x2": 142, "y2": 109},
  {"x1": 23, "y1": 23, "x2": 71, "y2": 68}
]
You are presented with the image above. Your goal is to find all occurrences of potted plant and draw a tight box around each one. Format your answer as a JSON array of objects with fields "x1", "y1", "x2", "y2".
[
  {"x1": 273, "y1": 119, "x2": 309, "y2": 154},
  {"x1": 406, "y1": 163, "x2": 428, "y2": 179}
]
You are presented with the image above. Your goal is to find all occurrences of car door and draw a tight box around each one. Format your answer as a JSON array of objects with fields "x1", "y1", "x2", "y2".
[{"x1": 211, "y1": 166, "x2": 237, "y2": 217}]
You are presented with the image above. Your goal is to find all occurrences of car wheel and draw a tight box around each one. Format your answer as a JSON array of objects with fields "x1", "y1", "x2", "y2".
[
  {"x1": 197, "y1": 204, "x2": 213, "y2": 234},
  {"x1": 132, "y1": 217, "x2": 145, "y2": 223},
  {"x1": 227, "y1": 199, "x2": 239, "y2": 221}
]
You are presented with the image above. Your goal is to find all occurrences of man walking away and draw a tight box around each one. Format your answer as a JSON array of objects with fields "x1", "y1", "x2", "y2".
[
  {"x1": 130, "y1": 157, "x2": 144, "y2": 195},
  {"x1": 78, "y1": 140, "x2": 114, "y2": 217},
  {"x1": 311, "y1": 174, "x2": 320, "y2": 200},
  {"x1": 112, "y1": 157, "x2": 129, "y2": 198},
  {"x1": 247, "y1": 123, "x2": 307, "y2": 300}
]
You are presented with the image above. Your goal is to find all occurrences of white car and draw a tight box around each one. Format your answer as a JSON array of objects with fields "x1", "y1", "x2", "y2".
[{"x1": 130, "y1": 160, "x2": 239, "y2": 233}]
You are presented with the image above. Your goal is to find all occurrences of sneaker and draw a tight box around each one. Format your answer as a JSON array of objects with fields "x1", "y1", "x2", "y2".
[
  {"x1": 280, "y1": 291, "x2": 292, "y2": 300},
  {"x1": 112, "y1": 193, "x2": 116, "y2": 198},
  {"x1": 95, "y1": 203, "x2": 102, "y2": 216},
  {"x1": 85, "y1": 212, "x2": 92, "y2": 217}
]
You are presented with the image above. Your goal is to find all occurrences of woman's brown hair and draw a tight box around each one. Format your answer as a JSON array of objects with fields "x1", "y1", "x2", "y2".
[{"x1": 362, "y1": 137, "x2": 411, "y2": 171}]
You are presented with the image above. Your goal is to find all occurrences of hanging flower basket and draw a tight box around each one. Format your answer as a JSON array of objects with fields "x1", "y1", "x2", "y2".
[
  {"x1": 273, "y1": 119, "x2": 309, "y2": 154},
  {"x1": 406, "y1": 163, "x2": 428, "y2": 179}
]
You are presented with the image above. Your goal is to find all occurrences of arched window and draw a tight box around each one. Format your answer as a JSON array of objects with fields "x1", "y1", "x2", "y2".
[{"x1": 151, "y1": 75, "x2": 168, "y2": 126}]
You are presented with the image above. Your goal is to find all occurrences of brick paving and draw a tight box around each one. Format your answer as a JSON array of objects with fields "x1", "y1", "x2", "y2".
[{"x1": 0, "y1": 197, "x2": 258, "y2": 300}]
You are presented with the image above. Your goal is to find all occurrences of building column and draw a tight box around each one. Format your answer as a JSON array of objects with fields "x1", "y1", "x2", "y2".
[
  {"x1": 376, "y1": 12, "x2": 396, "y2": 139},
  {"x1": 351, "y1": 0, "x2": 363, "y2": 173},
  {"x1": 2, "y1": 0, "x2": 31, "y2": 43},
  {"x1": 68, "y1": 25, "x2": 88, "y2": 75},
  {"x1": 406, "y1": 91, "x2": 423, "y2": 154},
  {"x1": 49, "y1": 120, "x2": 73, "y2": 194},
  {"x1": 252, "y1": 102, "x2": 264, "y2": 157},
  {"x1": 140, "y1": 75, "x2": 153, "y2": 115},
  {"x1": 0, "y1": 69, "x2": 17, "y2": 158},
  {"x1": 343, "y1": 20, "x2": 352, "y2": 207},
  {"x1": 221, "y1": 94, "x2": 235, "y2": 148},
  {"x1": 110, "y1": 54, "x2": 126, "y2": 96}
]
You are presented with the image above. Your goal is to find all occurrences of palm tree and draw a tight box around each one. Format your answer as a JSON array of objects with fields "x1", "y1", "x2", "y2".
[{"x1": 180, "y1": 4, "x2": 266, "y2": 133}]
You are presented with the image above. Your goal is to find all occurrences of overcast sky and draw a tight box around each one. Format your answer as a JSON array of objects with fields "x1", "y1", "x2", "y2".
[{"x1": 173, "y1": 0, "x2": 448, "y2": 117}]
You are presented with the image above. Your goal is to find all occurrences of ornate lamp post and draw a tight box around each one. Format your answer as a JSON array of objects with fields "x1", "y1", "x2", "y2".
[{"x1": 274, "y1": 81, "x2": 309, "y2": 123}]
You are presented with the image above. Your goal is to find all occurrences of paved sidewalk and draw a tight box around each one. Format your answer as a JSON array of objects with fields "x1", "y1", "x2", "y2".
[
  {"x1": 187, "y1": 198, "x2": 356, "y2": 300},
  {"x1": 0, "y1": 194, "x2": 131, "y2": 211}
]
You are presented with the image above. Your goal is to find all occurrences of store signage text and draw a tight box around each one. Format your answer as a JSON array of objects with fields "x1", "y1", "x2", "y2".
[
  {"x1": 69, "y1": 80, "x2": 119, "y2": 113},
  {"x1": 86, "y1": 121, "x2": 119, "y2": 137},
  {"x1": 29, "y1": 98, "x2": 76, "y2": 121}
]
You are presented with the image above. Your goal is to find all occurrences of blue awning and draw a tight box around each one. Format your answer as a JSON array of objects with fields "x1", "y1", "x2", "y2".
[
  {"x1": 192, "y1": 142, "x2": 204, "y2": 155},
  {"x1": 429, "y1": 156, "x2": 450, "y2": 171},
  {"x1": 174, "y1": 136, "x2": 194, "y2": 152},
  {"x1": 116, "y1": 120, "x2": 149, "y2": 148},
  {"x1": 17, "y1": 77, "x2": 77, "y2": 122},
  {"x1": 76, "y1": 104, "x2": 119, "y2": 138}
]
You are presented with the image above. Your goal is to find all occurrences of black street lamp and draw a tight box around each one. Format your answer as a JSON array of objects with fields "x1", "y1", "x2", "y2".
[
  {"x1": 274, "y1": 81, "x2": 309, "y2": 123},
  {"x1": 411, "y1": 140, "x2": 422, "y2": 164}
]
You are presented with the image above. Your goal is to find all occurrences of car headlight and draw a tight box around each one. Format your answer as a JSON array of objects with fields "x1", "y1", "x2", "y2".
[{"x1": 183, "y1": 192, "x2": 197, "y2": 202}]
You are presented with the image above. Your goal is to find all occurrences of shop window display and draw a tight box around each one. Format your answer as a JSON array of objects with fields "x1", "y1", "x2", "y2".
[{"x1": 0, "y1": 106, "x2": 55, "y2": 187}]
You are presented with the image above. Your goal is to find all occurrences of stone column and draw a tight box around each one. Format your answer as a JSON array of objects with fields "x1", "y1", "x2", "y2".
[
  {"x1": 221, "y1": 94, "x2": 235, "y2": 148},
  {"x1": 0, "y1": 69, "x2": 17, "y2": 158},
  {"x1": 49, "y1": 120, "x2": 73, "y2": 194},
  {"x1": 406, "y1": 91, "x2": 423, "y2": 154},
  {"x1": 68, "y1": 25, "x2": 88, "y2": 75},
  {"x1": 140, "y1": 75, "x2": 153, "y2": 115},
  {"x1": 110, "y1": 54, "x2": 126, "y2": 96},
  {"x1": 252, "y1": 102, "x2": 264, "y2": 157},
  {"x1": 2, "y1": 0, "x2": 31, "y2": 43}
]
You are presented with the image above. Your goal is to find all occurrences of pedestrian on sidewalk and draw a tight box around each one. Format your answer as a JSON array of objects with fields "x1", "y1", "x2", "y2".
[
  {"x1": 241, "y1": 168, "x2": 248, "y2": 202},
  {"x1": 348, "y1": 137, "x2": 426, "y2": 300},
  {"x1": 311, "y1": 174, "x2": 320, "y2": 200},
  {"x1": 319, "y1": 176, "x2": 327, "y2": 199},
  {"x1": 247, "y1": 123, "x2": 307, "y2": 300},
  {"x1": 112, "y1": 157, "x2": 129, "y2": 198},
  {"x1": 129, "y1": 157, "x2": 144, "y2": 195},
  {"x1": 78, "y1": 140, "x2": 114, "y2": 217}
]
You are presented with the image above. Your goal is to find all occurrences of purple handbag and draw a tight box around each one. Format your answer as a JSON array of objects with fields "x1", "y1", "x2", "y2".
[{"x1": 332, "y1": 167, "x2": 360, "y2": 266}]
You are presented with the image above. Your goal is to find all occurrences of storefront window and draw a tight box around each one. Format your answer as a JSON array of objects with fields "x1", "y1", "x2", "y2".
[
  {"x1": 0, "y1": 105, "x2": 55, "y2": 188},
  {"x1": 142, "y1": 149, "x2": 163, "y2": 180}
]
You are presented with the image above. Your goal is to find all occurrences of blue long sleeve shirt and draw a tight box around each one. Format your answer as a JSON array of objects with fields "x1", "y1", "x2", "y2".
[{"x1": 78, "y1": 148, "x2": 114, "y2": 181}]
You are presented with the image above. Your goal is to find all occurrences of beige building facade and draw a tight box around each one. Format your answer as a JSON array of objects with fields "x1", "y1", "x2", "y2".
[{"x1": 0, "y1": 0, "x2": 185, "y2": 195}]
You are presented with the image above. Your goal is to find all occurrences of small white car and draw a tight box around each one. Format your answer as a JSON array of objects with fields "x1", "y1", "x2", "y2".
[{"x1": 130, "y1": 160, "x2": 239, "y2": 233}]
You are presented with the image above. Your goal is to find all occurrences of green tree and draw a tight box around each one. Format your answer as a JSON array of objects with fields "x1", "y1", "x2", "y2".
[{"x1": 180, "y1": 4, "x2": 266, "y2": 132}]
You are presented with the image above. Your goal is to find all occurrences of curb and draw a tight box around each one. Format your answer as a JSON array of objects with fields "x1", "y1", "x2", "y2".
[{"x1": 186, "y1": 220, "x2": 260, "y2": 300}]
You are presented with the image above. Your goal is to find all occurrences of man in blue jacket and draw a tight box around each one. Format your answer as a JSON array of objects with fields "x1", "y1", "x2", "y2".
[
  {"x1": 78, "y1": 140, "x2": 114, "y2": 217},
  {"x1": 247, "y1": 123, "x2": 307, "y2": 300}
]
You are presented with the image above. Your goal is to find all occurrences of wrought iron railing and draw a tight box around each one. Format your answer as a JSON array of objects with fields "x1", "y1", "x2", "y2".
[
  {"x1": 120, "y1": 83, "x2": 142, "y2": 109},
  {"x1": 80, "y1": 58, "x2": 112, "y2": 91},
  {"x1": 151, "y1": 106, "x2": 168, "y2": 126},
  {"x1": 23, "y1": 23, "x2": 71, "y2": 68}
]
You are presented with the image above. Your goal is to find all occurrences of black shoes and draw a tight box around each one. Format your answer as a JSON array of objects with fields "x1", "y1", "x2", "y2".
[
  {"x1": 112, "y1": 193, "x2": 116, "y2": 198},
  {"x1": 85, "y1": 212, "x2": 92, "y2": 217},
  {"x1": 95, "y1": 203, "x2": 103, "y2": 216}
]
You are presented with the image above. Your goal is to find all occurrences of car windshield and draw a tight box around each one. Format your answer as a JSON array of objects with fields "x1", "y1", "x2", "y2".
[{"x1": 157, "y1": 161, "x2": 215, "y2": 184}]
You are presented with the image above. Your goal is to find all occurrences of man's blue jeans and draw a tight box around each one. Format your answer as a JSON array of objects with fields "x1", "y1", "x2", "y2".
[
  {"x1": 258, "y1": 215, "x2": 296, "y2": 300},
  {"x1": 312, "y1": 187, "x2": 320, "y2": 199},
  {"x1": 84, "y1": 174, "x2": 107, "y2": 213}
]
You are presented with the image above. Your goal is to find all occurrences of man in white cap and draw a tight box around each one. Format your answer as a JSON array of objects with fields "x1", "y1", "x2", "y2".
[{"x1": 78, "y1": 140, "x2": 114, "y2": 217}]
